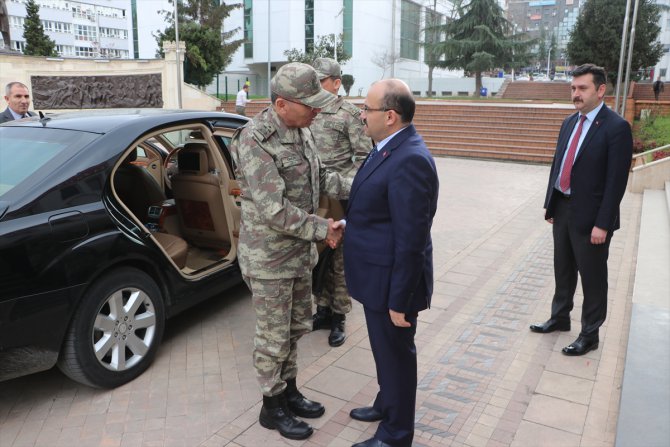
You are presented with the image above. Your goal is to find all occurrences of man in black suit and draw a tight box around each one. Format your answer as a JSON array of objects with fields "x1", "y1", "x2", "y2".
[
  {"x1": 343, "y1": 79, "x2": 439, "y2": 447},
  {"x1": 1, "y1": 82, "x2": 35, "y2": 123},
  {"x1": 530, "y1": 64, "x2": 633, "y2": 356}
]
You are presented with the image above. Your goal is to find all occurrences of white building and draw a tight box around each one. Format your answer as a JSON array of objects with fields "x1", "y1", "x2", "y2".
[
  {"x1": 3, "y1": 0, "x2": 170, "y2": 59},
  {"x1": 653, "y1": 0, "x2": 670, "y2": 81},
  {"x1": 212, "y1": 0, "x2": 468, "y2": 98}
]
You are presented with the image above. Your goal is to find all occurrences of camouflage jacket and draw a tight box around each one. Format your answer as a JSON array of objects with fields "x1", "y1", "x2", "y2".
[
  {"x1": 230, "y1": 107, "x2": 351, "y2": 279},
  {"x1": 309, "y1": 97, "x2": 372, "y2": 177}
]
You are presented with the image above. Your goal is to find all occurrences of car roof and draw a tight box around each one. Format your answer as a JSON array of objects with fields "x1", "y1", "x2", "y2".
[{"x1": 0, "y1": 108, "x2": 247, "y2": 134}]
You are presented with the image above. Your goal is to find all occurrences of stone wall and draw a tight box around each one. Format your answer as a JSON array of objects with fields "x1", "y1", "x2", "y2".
[{"x1": 0, "y1": 42, "x2": 220, "y2": 113}]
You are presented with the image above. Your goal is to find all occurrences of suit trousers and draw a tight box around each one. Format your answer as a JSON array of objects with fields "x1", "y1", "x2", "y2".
[
  {"x1": 364, "y1": 306, "x2": 418, "y2": 447},
  {"x1": 551, "y1": 195, "x2": 612, "y2": 338}
]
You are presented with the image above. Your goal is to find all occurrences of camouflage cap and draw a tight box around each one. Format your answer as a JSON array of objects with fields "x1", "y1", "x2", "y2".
[
  {"x1": 312, "y1": 57, "x2": 342, "y2": 80},
  {"x1": 271, "y1": 62, "x2": 335, "y2": 109}
]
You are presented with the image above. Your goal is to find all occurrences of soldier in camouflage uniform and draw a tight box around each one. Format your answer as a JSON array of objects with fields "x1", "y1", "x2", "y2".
[
  {"x1": 229, "y1": 62, "x2": 351, "y2": 441},
  {"x1": 309, "y1": 58, "x2": 372, "y2": 347}
]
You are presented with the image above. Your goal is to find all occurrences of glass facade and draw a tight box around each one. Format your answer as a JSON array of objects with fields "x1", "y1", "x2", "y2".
[
  {"x1": 305, "y1": 0, "x2": 314, "y2": 53},
  {"x1": 131, "y1": 0, "x2": 139, "y2": 59},
  {"x1": 343, "y1": 0, "x2": 353, "y2": 57},
  {"x1": 400, "y1": 0, "x2": 420, "y2": 60},
  {"x1": 244, "y1": 0, "x2": 253, "y2": 58}
]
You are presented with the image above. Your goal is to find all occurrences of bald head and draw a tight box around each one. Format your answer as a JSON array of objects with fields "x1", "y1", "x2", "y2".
[{"x1": 374, "y1": 79, "x2": 415, "y2": 123}]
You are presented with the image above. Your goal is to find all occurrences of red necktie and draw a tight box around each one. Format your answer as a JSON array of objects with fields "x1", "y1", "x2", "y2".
[{"x1": 559, "y1": 115, "x2": 586, "y2": 192}]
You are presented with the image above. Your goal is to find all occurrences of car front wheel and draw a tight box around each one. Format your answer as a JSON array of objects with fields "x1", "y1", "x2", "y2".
[{"x1": 58, "y1": 267, "x2": 165, "y2": 388}]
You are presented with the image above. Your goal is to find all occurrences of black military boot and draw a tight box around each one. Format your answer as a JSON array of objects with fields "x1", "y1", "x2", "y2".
[
  {"x1": 259, "y1": 393, "x2": 314, "y2": 440},
  {"x1": 285, "y1": 378, "x2": 325, "y2": 418},
  {"x1": 328, "y1": 313, "x2": 346, "y2": 347},
  {"x1": 312, "y1": 305, "x2": 332, "y2": 331}
]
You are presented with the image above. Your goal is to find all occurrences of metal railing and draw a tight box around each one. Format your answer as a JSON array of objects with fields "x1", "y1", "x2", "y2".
[{"x1": 632, "y1": 143, "x2": 670, "y2": 169}]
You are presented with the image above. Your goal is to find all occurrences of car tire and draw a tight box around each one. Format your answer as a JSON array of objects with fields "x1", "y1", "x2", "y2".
[{"x1": 57, "y1": 267, "x2": 165, "y2": 388}]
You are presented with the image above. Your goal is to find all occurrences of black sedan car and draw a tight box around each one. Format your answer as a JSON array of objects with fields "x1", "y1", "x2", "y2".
[{"x1": 0, "y1": 109, "x2": 285, "y2": 388}]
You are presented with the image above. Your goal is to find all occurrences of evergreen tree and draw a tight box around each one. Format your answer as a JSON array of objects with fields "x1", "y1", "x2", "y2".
[
  {"x1": 155, "y1": 0, "x2": 243, "y2": 88},
  {"x1": 341, "y1": 74, "x2": 354, "y2": 96},
  {"x1": 426, "y1": 0, "x2": 532, "y2": 96},
  {"x1": 23, "y1": 0, "x2": 57, "y2": 57},
  {"x1": 567, "y1": 0, "x2": 663, "y2": 86}
]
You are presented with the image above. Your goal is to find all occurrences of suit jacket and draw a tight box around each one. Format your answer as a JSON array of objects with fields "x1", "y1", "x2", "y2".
[
  {"x1": 544, "y1": 104, "x2": 632, "y2": 234},
  {"x1": 343, "y1": 125, "x2": 439, "y2": 314},
  {"x1": 0, "y1": 108, "x2": 35, "y2": 124}
]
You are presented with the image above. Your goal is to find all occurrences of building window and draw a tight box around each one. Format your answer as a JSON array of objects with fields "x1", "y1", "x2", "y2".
[
  {"x1": 400, "y1": 0, "x2": 420, "y2": 60},
  {"x1": 244, "y1": 0, "x2": 253, "y2": 58},
  {"x1": 75, "y1": 46, "x2": 95, "y2": 57},
  {"x1": 9, "y1": 16, "x2": 24, "y2": 28},
  {"x1": 305, "y1": 0, "x2": 314, "y2": 53},
  {"x1": 100, "y1": 27, "x2": 128, "y2": 39},
  {"x1": 56, "y1": 44, "x2": 74, "y2": 56},
  {"x1": 343, "y1": 0, "x2": 353, "y2": 57},
  {"x1": 75, "y1": 24, "x2": 97, "y2": 41},
  {"x1": 12, "y1": 40, "x2": 26, "y2": 53}
]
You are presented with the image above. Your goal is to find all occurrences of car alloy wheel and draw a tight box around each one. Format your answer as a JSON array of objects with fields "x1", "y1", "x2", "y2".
[{"x1": 58, "y1": 267, "x2": 165, "y2": 388}]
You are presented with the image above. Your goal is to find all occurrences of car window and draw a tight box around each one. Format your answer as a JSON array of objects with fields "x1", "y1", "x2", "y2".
[{"x1": 0, "y1": 127, "x2": 99, "y2": 197}]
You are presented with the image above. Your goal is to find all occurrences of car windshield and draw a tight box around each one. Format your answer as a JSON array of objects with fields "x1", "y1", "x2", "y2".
[{"x1": 0, "y1": 127, "x2": 99, "y2": 197}]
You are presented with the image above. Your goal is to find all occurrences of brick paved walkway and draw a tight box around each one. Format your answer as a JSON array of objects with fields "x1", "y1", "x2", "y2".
[{"x1": 0, "y1": 158, "x2": 641, "y2": 447}]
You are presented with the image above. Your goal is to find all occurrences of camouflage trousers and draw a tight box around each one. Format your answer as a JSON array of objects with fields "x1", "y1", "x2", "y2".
[
  {"x1": 314, "y1": 245, "x2": 352, "y2": 314},
  {"x1": 243, "y1": 275, "x2": 312, "y2": 397}
]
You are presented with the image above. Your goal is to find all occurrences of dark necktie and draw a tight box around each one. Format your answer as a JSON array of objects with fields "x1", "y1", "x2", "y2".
[
  {"x1": 363, "y1": 146, "x2": 378, "y2": 167},
  {"x1": 559, "y1": 115, "x2": 586, "y2": 192}
]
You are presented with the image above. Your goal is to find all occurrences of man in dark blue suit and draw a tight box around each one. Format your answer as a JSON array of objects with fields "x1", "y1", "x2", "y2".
[
  {"x1": 343, "y1": 79, "x2": 439, "y2": 447},
  {"x1": 530, "y1": 64, "x2": 632, "y2": 356}
]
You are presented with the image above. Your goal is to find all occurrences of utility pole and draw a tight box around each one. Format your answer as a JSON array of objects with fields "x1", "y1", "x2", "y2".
[
  {"x1": 621, "y1": 0, "x2": 641, "y2": 118},
  {"x1": 174, "y1": 0, "x2": 182, "y2": 109},
  {"x1": 615, "y1": 0, "x2": 633, "y2": 115}
]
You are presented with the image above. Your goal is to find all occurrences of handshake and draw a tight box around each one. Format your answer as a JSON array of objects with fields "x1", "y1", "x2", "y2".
[{"x1": 325, "y1": 218, "x2": 346, "y2": 249}]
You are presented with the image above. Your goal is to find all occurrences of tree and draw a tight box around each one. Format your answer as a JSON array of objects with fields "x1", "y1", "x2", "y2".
[
  {"x1": 341, "y1": 74, "x2": 354, "y2": 96},
  {"x1": 371, "y1": 49, "x2": 401, "y2": 79},
  {"x1": 283, "y1": 34, "x2": 351, "y2": 65},
  {"x1": 155, "y1": 0, "x2": 242, "y2": 88},
  {"x1": 567, "y1": 0, "x2": 663, "y2": 87},
  {"x1": 23, "y1": 0, "x2": 57, "y2": 57},
  {"x1": 427, "y1": 0, "x2": 530, "y2": 96}
]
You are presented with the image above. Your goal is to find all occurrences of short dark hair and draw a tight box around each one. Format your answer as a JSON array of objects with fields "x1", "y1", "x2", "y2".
[
  {"x1": 270, "y1": 92, "x2": 278, "y2": 104},
  {"x1": 572, "y1": 64, "x2": 607, "y2": 89},
  {"x1": 380, "y1": 80, "x2": 415, "y2": 123}
]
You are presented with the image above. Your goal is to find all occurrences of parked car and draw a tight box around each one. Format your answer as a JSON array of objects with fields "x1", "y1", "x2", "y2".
[{"x1": 0, "y1": 109, "x2": 336, "y2": 388}]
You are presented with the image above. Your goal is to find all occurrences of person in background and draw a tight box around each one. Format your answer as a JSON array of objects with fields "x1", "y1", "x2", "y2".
[
  {"x1": 653, "y1": 76, "x2": 665, "y2": 101},
  {"x1": 235, "y1": 83, "x2": 250, "y2": 116},
  {"x1": 1, "y1": 82, "x2": 35, "y2": 123},
  {"x1": 344, "y1": 79, "x2": 439, "y2": 447},
  {"x1": 530, "y1": 63, "x2": 633, "y2": 356},
  {"x1": 309, "y1": 57, "x2": 372, "y2": 347}
]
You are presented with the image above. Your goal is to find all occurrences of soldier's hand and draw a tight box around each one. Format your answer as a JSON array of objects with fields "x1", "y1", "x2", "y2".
[{"x1": 325, "y1": 218, "x2": 344, "y2": 249}]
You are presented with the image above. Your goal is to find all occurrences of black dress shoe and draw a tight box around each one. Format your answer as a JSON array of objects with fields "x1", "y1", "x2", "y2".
[
  {"x1": 562, "y1": 336, "x2": 599, "y2": 356},
  {"x1": 350, "y1": 406, "x2": 383, "y2": 422},
  {"x1": 529, "y1": 319, "x2": 571, "y2": 333},
  {"x1": 352, "y1": 438, "x2": 392, "y2": 447}
]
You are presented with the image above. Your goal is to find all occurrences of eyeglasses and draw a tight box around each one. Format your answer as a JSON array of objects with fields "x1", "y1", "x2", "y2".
[{"x1": 362, "y1": 105, "x2": 398, "y2": 114}]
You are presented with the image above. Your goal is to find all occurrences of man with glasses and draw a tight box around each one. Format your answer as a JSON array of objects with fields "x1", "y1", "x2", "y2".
[
  {"x1": 309, "y1": 57, "x2": 372, "y2": 347},
  {"x1": 344, "y1": 79, "x2": 439, "y2": 447},
  {"x1": 229, "y1": 62, "x2": 351, "y2": 441}
]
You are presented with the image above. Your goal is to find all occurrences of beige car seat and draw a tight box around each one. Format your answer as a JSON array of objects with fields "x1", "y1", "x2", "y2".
[{"x1": 170, "y1": 143, "x2": 231, "y2": 250}]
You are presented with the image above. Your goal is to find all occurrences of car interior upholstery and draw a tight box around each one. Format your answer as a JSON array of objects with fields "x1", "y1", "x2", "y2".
[{"x1": 170, "y1": 142, "x2": 232, "y2": 251}]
